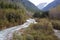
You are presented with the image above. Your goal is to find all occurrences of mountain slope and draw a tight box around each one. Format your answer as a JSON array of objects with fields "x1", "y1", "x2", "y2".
[
  {"x1": 0, "y1": 0, "x2": 41, "y2": 30},
  {"x1": 37, "y1": 3, "x2": 47, "y2": 10},
  {"x1": 1, "y1": 0, "x2": 40, "y2": 12},
  {"x1": 21, "y1": 0, "x2": 40, "y2": 12},
  {"x1": 42, "y1": 0, "x2": 60, "y2": 11},
  {"x1": 0, "y1": 0, "x2": 28, "y2": 30},
  {"x1": 49, "y1": 5, "x2": 60, "y2": 19}
]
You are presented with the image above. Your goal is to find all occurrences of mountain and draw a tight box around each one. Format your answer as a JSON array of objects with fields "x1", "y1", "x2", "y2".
[
  {"x1": 1, "y1": 0, "x2": 40, "y2": 12},
  {"x1": 37, "y1": 3, "x2": 47, "y2": 10},
  {"x1": 49, "y1": 5, "x2": 60, "y2": 19},
  {"x1": 0, "y1": 0, "x2": 28, "y2": 30},
  {"x1": 21, "y1": 0, "x2": 40, "y2": 12},
  {"x1": 42, "y1": 0, "x2": 60, "y2": 11}
]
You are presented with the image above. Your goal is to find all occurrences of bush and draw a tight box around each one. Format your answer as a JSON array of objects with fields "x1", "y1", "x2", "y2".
[
  {"x1": 0, "y1": 1, "x2": 18, "y2": 9},
  {"x1": 13, "y1": 33, "x2": 34, "y2": 40},
  {"x1": 0, "y1": 9, "x2": 28, "y2": 30},
  {"x1": 33, "y1": 12, "x2": 43, "y2": 18},
  {"x1": 51, "y1": 20, "x2": 60, "y2": 30},
  {"x1": 12, "y1": 18, "x2": 59, "y2": 40},
  {"x1": 0, "y1": 0, "x2": 29, "y2": 30},
  {"x1": 33, "y1": 11, "x2": 49, "y2": 18}
]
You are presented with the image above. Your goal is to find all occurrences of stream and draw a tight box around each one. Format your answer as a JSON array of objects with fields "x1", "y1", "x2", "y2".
[
  {"x1": 53, "y1": 29, "x2": 60, "y2": 38},
  {"x1": 0, "y1": 18, "x2": 60, "y2": 40},
  {"x1": 0, "y1": 18, "x2": 37, "y2": 40}
]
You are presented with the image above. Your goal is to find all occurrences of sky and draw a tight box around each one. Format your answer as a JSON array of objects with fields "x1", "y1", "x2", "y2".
[{"x1": 29, "y1": 0, "x2": 54, "y2": 6}]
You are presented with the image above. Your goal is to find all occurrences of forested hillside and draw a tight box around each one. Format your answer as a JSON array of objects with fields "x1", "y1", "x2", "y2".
[
  {"x1": 0, "y1": 0, "x2": 40, "y2": 13},
  {"x1": 0, "y1": 0, "x2": 42, "y2": 30},
  {"x1": 49, "y1": 5, "x2": 60, "y2": 19},
  {"x1": 0, "y1": 1, "x2": 28, "y2": 30}
]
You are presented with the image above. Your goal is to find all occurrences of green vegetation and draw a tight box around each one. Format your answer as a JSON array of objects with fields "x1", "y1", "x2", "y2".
[
  {"x1": 0, "y1": 1, "x2": 28, "y2": 30},
  {"x1": 33, "y1": 11, "x2": 49, "y2": 18},
  {"x1": 12, "y1": 5, "x2": 60, "y2": 40},
  {"x1": 51, "y1": 20, "x2": 60, "y2": 30},
  {"x1": 0, "y1": 9, "x2": 27, "y2": 30},
  {"x1": 0, "y1": 0, "x2": 60, "y2": 40},
  {"x1": 49, "y1": 5, "x2": 60, "y2": 30},
  {"x1": 0, "y1": 1, "x2": 18, "y2": 9},
  {"x1": 12, "y1": 18, "x2": 59, "y2": 40}
]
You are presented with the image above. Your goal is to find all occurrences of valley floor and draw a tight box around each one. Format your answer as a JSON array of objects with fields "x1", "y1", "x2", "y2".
[{"x1": 0, "y1": 18, "x2": 36, "y2": 40}]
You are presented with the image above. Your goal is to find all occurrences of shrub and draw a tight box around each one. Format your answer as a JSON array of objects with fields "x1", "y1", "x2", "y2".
[
  {"x1": 33, "y1": 11, "x2": 49, "y2": 18},
  {"x1": 12, "y1": 18, "x2": 59, "y2": 40},
  {"x1": 13, "y1": 33, "x2": 34, "y2": 40},
  {"x1": 0, "y1": 9, "x2": 28, "y2": 30},
  {"x1": 51, "y1": 20, "x2": 60, "y2": 30},
  {"x1": 0, "y1": 1, "x2": 18, "y2": 9},
  {"x1": 33, "y1": 12, "x2": 43, "y2": 18}
]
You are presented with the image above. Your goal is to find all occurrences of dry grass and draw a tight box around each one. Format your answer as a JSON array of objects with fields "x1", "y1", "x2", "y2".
[
  {"x1": 51, "y1": 20, "x2": 60, "y2": 30},
  {"x1": 12, "y1": 18, "x2": 59, "y2": 40}
]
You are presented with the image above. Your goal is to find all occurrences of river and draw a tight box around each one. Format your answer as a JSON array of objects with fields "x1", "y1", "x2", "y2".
[
  {"x1": 0, "y1": 18, "x2": 60, "y2": 40},
  {"x1": 54, "y1": 29, "x2": 60, "y2": 39},
  {"x1": 0, "y1": 18, "x2": 37, "y2": 40}
]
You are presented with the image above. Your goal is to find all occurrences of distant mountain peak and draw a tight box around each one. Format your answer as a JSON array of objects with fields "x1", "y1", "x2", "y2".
[
  {"x1": 38, "y1": 0, "x2": 60, "y2": 11},
  {"x1": 37, "y1": 3, "x2": 47, "y2": 10}
]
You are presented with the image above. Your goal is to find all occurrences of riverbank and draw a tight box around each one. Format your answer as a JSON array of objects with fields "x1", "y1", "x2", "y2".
[{"x1": 0, "y1": 18, "x2": 36, "y2": 40}]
